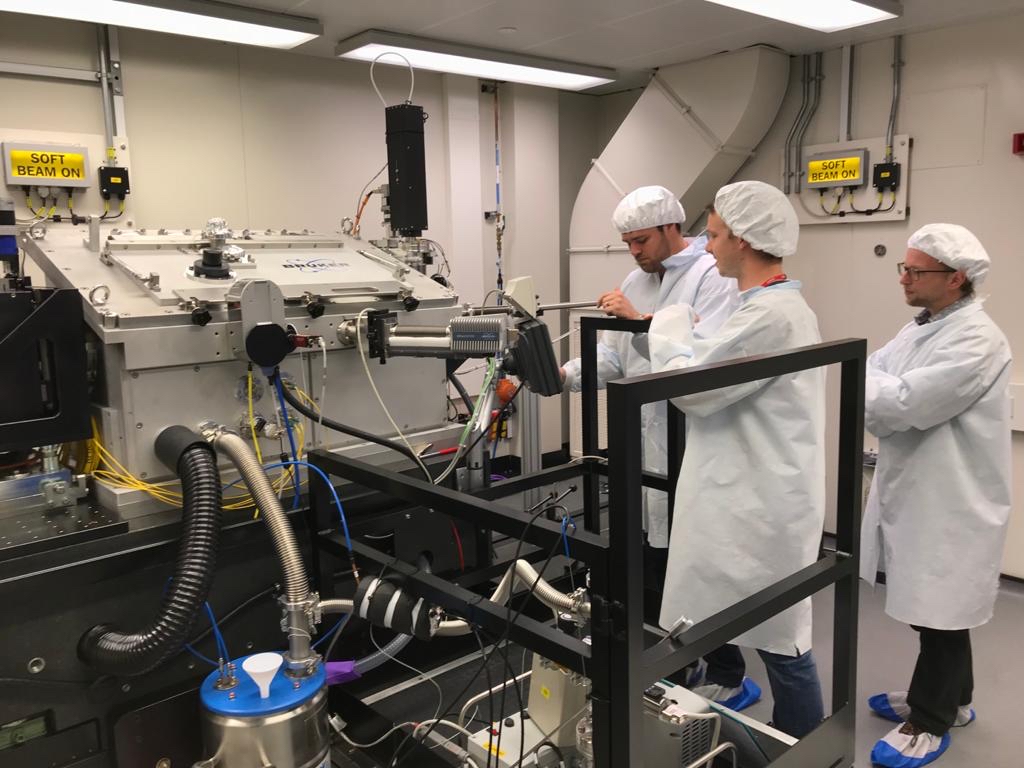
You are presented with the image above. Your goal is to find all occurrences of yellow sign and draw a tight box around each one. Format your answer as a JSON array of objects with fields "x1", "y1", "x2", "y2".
[
  {"x1": 807, "y1": 156, "x2": 862, "y2": 185},
  {"x1": 9, "y1": 149, "x2": 87, "y2": 182}
]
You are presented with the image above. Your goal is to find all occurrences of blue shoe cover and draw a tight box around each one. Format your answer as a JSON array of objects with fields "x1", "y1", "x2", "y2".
[
  {"x1": 683, "y1": 660, "x2": 706, "y2": 688},
  {"x1": 869, "y1": 692, "x2": 907, "y2": 723},
  {"x1": 719, "y1": 677, "x2": 761, "y2": 712},
  {"x1": 871, "y1": 727, "x2": 950, "y2": 768}
]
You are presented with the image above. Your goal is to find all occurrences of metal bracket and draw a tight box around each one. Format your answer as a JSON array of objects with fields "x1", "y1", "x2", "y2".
[
  {"x1": 39, "y1": 475, "x2": 87, "y2": 510},
  {"x1": 109, "y1": 58, "x2": 123, "y2": 96}
]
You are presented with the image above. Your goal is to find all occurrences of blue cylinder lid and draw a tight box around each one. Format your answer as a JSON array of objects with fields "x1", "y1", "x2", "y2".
[{"x1": 200, "y1": 654, "x2": 326, "y2": 717}]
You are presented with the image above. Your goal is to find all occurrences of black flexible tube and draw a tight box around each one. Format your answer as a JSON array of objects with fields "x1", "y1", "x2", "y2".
[
  {"x1": 79, "y1": 434, "x2": 222, "y2": 676},
  {"x1": 270, "y1": 369, "x2": 427, "y2": 474},
  {"x1": 446, "y1": 370, "x2": 475, "y2": 415}
]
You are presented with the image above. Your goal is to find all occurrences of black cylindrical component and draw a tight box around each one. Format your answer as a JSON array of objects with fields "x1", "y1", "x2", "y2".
[
  {"x1": 154, "y1": 426, "x2": 209, "y2": 471},
  {"x1": 244, "y1": 323, "x2": 293, "y2": 368},
  {"x1": 353, "y1": 577, "x2": 432, "y2": 641},
  {"x1": 385, "y1": 103, "x2": 427, "y2": 236},
  {"x1": 192, "y1": 247, "x2": 231, "y2": 279},
  {"x1": 79, "y1": 433, "x2": 222, "y2": 676}
]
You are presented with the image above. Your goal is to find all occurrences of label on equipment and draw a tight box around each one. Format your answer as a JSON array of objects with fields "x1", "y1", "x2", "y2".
[
  {"x1": 805, "y1": 148, "x2": 868, "y2": 189},
  {"x1": 2, "y1": 142, "x2": 91, "y2": 188}
]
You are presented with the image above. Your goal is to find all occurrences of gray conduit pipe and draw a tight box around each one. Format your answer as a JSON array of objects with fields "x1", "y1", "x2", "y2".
[
  {"x1": 885, "y1": 36, "x2": 904, "y2": 161},
  {"x1": 794, "y1": 52, "x2": 824, "y2": 194},
  {"x1": 783, "y1": 55, "x2": 811, "y2": 194}
]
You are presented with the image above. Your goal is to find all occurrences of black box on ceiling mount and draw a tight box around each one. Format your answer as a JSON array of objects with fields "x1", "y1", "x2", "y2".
[
  {"x1": 98, "y1": 166, "x2": 131, "y2": 199},
  {"x1": 385, "y1": 104, "x2": 428, "y2": 237},
  {"x1": 872, "y1": 162, "x2": 901, "y2": 191}
]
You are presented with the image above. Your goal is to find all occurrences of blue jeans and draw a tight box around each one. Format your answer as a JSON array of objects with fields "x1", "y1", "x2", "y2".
[{"x1": 705, "y1": 644, "x2": 824, "y2": 739}]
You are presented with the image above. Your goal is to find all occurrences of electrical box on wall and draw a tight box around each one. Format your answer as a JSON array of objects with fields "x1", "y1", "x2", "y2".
[
  {"x1": 2, "y1": 141, "x2": 91, "y2": 188},
  {"x1": 98, "y1": 166, "x2": 130, "y2": 199},
  {"x1": 787, "y1": 134, "x2": 911, "y2": 226},
  {"x1": 872, "y1": 162, "x2": 901, "y2": 190}
]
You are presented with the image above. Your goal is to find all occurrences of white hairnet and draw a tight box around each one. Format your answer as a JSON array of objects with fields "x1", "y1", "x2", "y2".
[
  {"x1": 612, "y1": 186, "x2": 685, "y2": 233},
  {"x1": 713, "y1": 181, "x2": 799, "y2": 258},
  {"x1": 907, "y1": 223, "x2": 990, "y2": 285}
]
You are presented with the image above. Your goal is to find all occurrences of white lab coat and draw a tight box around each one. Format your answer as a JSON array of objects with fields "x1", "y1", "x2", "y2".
[
  {"x1": 861, "y1": 300, "x2": 1013, "y2": 630},
  {"x1": 563, "y1": 238, "x2": 739, "y2": 547},
  {"x1": 647, "y1": 283, "x2": 825, "y2": 655}
]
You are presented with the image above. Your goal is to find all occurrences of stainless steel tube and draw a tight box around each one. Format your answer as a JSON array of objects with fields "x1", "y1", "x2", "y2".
[
  {"x1": 211, "y1": 431, "x2": 313, "y2": 667},
  {"x1": 536, "y1": 300, "x2": 598, "y2": 314},
  {"x1": 319, "y1": 599, "x2": 354, "y2": 614},
  {"x1": 434, "y1": 558, "x2": 590, "y2": 637}
]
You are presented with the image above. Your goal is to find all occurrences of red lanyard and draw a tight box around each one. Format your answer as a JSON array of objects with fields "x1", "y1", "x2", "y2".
[{"x1": 760, "y1": 274, "x2": 788, "y2": 287}]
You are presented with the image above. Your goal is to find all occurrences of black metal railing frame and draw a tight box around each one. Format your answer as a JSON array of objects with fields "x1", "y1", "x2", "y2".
[{"x1": 309, "y1": 314, "x2": 866, "y2": 768}]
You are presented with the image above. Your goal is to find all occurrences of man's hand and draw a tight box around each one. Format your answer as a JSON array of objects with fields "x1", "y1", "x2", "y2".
[
  {"x1": 559, "y1": 367, "x2": 567, "y2": 384},
  {"x1": 597, "y1": 289, "x2": 642, "y2": 320}
]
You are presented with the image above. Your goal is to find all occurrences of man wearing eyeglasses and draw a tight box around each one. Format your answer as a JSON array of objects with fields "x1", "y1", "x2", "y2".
[{"x1": 861, "y1": 224, "x2": 1012, "y2": 768}]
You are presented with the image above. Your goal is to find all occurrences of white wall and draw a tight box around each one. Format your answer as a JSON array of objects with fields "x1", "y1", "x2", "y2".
[
  {"x1": 1, "y1": 12, "x2": 581, "y2": 460},
  {"x1": 734, "y1": 13, "x2": 1024, "y2": 576}
]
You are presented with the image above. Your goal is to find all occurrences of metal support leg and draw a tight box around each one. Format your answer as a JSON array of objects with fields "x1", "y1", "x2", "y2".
[
  {"x1": 518, "y1": 388, "x2": 542, "y2": 509},
  {"x1": 580, "y1": 319, "x2": 602, "y2": 532},
  {"x1": 596, "y1": 382, "x2": 646, "y2": 766}
]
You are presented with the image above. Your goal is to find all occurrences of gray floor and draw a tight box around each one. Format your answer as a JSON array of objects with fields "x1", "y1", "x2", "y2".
[{"x1": 738, "y1": 579, "x2": 1024, "y2": 766}]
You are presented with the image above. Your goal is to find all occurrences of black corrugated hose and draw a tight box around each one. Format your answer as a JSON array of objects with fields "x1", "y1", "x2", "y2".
[
  {"x1": 270, "y1": 369, "x2": 427, "y2": 476},
  {"x1": 78, "y1": 427, "x2": 222, "y2": 676}
]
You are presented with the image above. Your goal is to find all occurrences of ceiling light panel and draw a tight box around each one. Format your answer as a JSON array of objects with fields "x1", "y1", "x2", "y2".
[
  {"x1": 703, "y1": 0, "x2": 901, "y2": 33},
  {"x1": 337, "y1": 31, "x2": 616, "y2": 91},
  {"x1": 0, "y1": 0, "x2": 322, "y2": 49}
]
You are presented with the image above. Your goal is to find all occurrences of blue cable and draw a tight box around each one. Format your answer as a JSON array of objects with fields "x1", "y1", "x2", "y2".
[
  {"x1": 163, "y1": 576, "x2": 229, "y2": 664},
  {"x1": 271, "y1": 374, "x2": 302, "y2": 509},
  {"x1": 262, "y1": 460, "x2": 352, "y2": 555},
  {"x1": 184, "y1": 643, "x2": 218, "y2": 667},
  {"x1": 204, "y1": 601, "x2": 230, "y2": 661},
  {"x1": 221, "y1": 458, "x2": 352, "y2": 555},
  {"x1": 560, "y1": 515, "x2": 576, "y2": 559},
  {"x1": 312, "y1": 616, "x2": 346, "y2": 649}
]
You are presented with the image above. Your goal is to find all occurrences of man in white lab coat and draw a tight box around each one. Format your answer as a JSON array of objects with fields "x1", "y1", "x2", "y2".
[
  {"x1": 646, "y1": 180, "x2": 826, "y2": 738},
  {"x1": 561, "y1": 185, "x2": 738, "y2": 614},
  {"x1": 862, "y1": 224, "x2": 1012, "y2": 768}
]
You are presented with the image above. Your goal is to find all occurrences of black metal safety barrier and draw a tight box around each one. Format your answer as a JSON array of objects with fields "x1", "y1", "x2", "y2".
[{"x1": 308, "y1": 318, "x2": 865, "y2": 768}]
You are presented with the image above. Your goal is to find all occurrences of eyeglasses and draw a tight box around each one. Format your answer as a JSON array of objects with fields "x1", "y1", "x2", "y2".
[{"x1": 897, "y1": 263, "x2": 956, "y2": 280}]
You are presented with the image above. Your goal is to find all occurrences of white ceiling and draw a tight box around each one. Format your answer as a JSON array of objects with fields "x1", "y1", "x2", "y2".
[{"x1": 249, "y1": 0, "x2": 1024, "y2": 91}]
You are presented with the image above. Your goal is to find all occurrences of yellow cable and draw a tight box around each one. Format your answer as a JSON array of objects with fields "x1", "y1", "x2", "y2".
[
  {"x1": 248, "y1": 367, "x2": 264, "y2": 464},
  {"x1": 88, "y1": 417, "x2": 308, "y2": 512},
  {"x1": 26, "y1": 194, "x2": 46, "y2": 217},
  {"x1": 293, "y1": 387, "x2": 320, "y2": 414}
]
